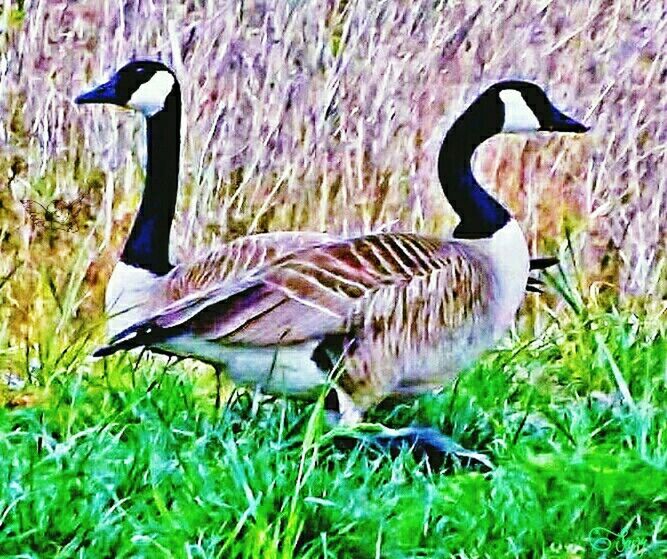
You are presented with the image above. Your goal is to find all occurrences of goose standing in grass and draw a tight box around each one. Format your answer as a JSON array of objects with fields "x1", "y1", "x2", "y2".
[{"x1": 77, "y1": 61, "x2": 588, "y2": 464}]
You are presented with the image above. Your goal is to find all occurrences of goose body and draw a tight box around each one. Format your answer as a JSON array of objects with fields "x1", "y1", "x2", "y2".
[
  {"x1": 108, "y1": 222, "x2": 527, "y2": 413},
  {"x1": 77, "y1": 62, "x2": 587, "y2": 424},
  {"x1": 105, "y1": 231, "x2": 335, "y2": 337}
]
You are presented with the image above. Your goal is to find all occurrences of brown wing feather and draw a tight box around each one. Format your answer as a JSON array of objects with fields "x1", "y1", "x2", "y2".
[
  {"x1": 158, "y1": 233, "x2": 445, "y2": 344},
  {"x1": 98, "y1": 232, "x2": 335, "y2": 351},
  {"x1": 103, "y1": 233, "x2": 492, "y2": 353},
  {"x1": 166, "y1": 231, "x2": 334, "y2": 301},
  {"x1": 337, "y1": 248, "x2": 492, "y2": 405}
]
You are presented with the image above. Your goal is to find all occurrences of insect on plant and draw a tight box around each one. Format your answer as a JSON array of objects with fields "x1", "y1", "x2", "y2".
[{"x1": 20, "y1": 194, "x2": 87, "y2": 233}]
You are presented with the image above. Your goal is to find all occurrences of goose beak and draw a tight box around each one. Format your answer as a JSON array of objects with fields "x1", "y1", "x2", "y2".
[
  {"x1": 75, "y1": 79, "x2": 121, "y2": 105},
  {"x1": 541, "y1": 107, "x2": 589, "y2": 133}
]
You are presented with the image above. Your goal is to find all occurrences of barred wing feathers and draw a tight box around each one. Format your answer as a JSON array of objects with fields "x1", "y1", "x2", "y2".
[
  {"x1": 96, "y1": 233, "x2": 493, "y2": 356},
  {"x1": 166, "y1": 231, "x2": 334, "y2": 300}
]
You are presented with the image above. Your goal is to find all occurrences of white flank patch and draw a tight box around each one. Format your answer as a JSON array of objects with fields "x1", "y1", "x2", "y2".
[
  {"x1": 127, "y1": 71, "x2": 175, "y2": 117},
  {"x1": 159, "y1": 335, "x2": 328, "y2": 396},
  {"x1": 499, "y1": 89, "x2": 540, "y2": 132},
  {"x1": 105, "y1": 262, "x2": 160, "y2": 338}
]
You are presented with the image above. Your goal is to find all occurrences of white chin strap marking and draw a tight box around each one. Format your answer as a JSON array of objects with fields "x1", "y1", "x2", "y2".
[
  {"x1": 127, "y1": 71, "x2": 175, "y2": 117},
  {"x1": 499, "y1": 89, "x2": 540, "y2": 132}
]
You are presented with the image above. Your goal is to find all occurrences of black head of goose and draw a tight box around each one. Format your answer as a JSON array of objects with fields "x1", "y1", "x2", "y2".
[
  {"x1": 81, "y1": 71, "x2": 588, "y2": 465},
  {"x1": 435, "y1": 80, "x2": 587, "y2": 317},
  {"x1": 77, "y1": 60, "x2": 181, "y2": 276},
  {"x1": 438, "y1": 80, "x2": 587, "y2": 240}
]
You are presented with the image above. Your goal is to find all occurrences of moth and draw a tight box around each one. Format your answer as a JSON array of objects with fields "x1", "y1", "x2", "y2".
[{"x1": 20, "y1": 195, "x2": 86, "y2": 233}]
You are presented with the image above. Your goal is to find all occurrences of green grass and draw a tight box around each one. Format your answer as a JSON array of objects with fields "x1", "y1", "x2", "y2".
[{"x1": 1, "y1": 298, "x2": 665, "y2": 558}]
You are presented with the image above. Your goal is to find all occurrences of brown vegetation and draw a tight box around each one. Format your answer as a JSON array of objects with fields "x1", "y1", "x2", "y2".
[{"x1": 0, "y1": 0, "x2": 665, "y2": 349}]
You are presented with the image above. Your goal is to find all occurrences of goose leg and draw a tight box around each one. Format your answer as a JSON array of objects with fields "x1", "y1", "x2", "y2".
[
  {"x1": 324, "y1": 387, "x2": 493, "y2": 470},
  {"x1": 214, "y1": 366, "x2": 223, "y2": 410},
  {"x1": 368, "y1": 426, "x2": 494, "y2": 470}
]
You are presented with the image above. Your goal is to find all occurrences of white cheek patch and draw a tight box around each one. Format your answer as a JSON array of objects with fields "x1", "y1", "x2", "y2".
[
  {"x1": 127, "y1": 71, "x2": 175, "y2": 117},
  {"x1": 499, "y1": 89, "x2": 540, "y2": 132}
]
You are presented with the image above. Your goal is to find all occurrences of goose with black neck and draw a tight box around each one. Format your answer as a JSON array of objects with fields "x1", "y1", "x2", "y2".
[
  {"x1": 438, "y1": 81, "x2": 587, "y2": 240},
  {"x1": 79, "y1": 65, "x2": 589, "y2": 466},
  {"x1": 76, "y1": 61, "x2": 334, "y2": 339},
  {"x1": 78, "y1": 61, "x2": 180, "y2": 275}
]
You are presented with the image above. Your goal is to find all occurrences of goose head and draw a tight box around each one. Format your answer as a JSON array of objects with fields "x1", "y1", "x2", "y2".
[
  {"x1": 75, "y1": 60, "x2": 179, "y2": 118},
  {"x1": 438, "y1": 80, "x2": 588, "y2": 239},
  {"x1": 472, "y1": 80, "x2": 588, "y2": 135}
]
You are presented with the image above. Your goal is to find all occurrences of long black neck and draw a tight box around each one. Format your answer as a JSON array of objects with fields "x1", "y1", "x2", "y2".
[
  {"x1": 121, "y1": 86, "x2": 181, "y2": 275},
  {"x1": 437, "y1": 102, "x2": 510, "y2": 239}
]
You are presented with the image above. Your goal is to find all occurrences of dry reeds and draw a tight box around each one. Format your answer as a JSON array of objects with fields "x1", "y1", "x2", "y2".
[{"x1": 0, "y1": 0, "x2": 665, "y2": 345}]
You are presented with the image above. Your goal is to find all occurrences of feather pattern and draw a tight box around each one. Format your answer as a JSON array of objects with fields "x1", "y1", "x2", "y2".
[
  {"x1": 105, "y1": 231, "x2": 334, "y2": 339},
  {"x1": 100, "y1": 232, "x2": 500, "y2": 408},
  {"x1": 166, "y1": 231, "x2": 334, "y2": 300},
  {"x1": 82, "y1": 66, "x2": 588, "y2": 422}
]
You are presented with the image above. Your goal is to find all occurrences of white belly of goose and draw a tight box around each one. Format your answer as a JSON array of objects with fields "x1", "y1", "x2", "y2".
[{"x1": 159, "y1": 335, "x2": 328, "y2": 396}]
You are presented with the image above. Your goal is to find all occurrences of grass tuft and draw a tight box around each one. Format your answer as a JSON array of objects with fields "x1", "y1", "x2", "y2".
[{"x1": 1, "y1": 297, "x2": 665, "y2": 557}]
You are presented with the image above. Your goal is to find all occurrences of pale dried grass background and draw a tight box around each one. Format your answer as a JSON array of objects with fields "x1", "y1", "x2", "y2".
[{"x1": 0, "y1": 0, "x2": 665, "y2": 344}]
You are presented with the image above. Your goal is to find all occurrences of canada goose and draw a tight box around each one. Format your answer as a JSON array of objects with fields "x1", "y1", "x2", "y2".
[
  {"x1": 78, "y1": 62, "x2": 588, "y2": 464},
  {"x1": 76, "y1": 61, "x2": 334, "y2": 341}
]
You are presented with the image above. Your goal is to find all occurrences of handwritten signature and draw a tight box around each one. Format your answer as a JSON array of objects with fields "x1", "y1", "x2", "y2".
[
  {"x1": 588, "y1": 527, "x2": 634, "y2": 553},
  {"x1": 19, "y1": 194, "x2": 88, "y2": 233}
]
